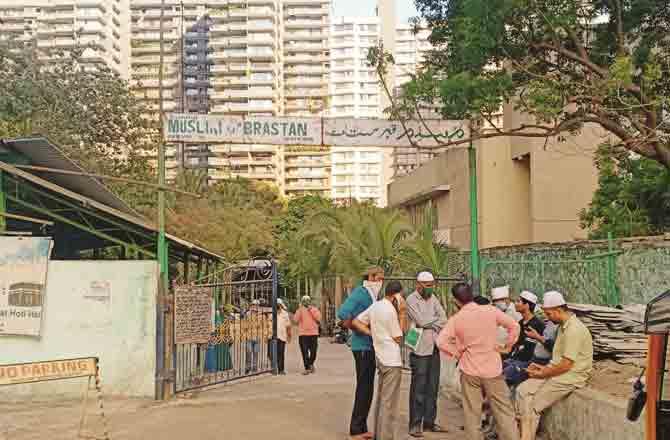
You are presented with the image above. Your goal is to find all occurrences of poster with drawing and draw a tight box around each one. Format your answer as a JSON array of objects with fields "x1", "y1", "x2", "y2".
[{"x1": 0, "y1": 237, "x2": 53, "y2": 337}]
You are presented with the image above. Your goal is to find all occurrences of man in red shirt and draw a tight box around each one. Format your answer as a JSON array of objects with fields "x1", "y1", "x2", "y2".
[
  {"x1": 437, "y1": 283, "x2": 521, "y2": 440},
  {"x1": 293, "y1": 295, "x2": 322, "y2": 375}
]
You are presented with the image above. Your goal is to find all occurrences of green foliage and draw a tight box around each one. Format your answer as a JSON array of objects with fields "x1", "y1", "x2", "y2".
[
  {"x1": 580, "y1": 145, "x2": 670, "y2": 238},
  {"x1": 0, "y1": 38, "x2": 158, "y2": 209},
  {"x1": 401, "y1": 0, "x2": 670, "y2": 167},
  {"x1": 167, "y1": 172, "x2": 284, "y2": 262}
]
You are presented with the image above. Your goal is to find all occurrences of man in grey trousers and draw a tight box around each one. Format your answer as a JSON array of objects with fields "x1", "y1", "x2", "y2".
[
  {"x1": 353, "y1": 281, "x2": 408, "y2": 440},
  {"x1": 406, "y1": 271, "x2": 448, "y2": 437}
]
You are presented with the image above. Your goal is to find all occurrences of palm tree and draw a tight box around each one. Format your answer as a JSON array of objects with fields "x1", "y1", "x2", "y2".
[
  {"x1": 301, "y1": 203, "x2": 413, "y2": 280},
  {"x1": 402, "y1": 207, "x2": 452, "y2": 276}
]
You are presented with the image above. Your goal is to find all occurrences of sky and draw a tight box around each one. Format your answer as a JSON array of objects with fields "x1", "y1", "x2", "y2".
[{"x1": 333, "y1": 0, "x2": 418, "y2": 23}]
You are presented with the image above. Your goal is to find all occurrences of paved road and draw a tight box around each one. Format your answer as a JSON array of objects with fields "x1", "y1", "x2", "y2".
[{"x1": 1, "y1": 340, "x2": 467, "y2": 440}]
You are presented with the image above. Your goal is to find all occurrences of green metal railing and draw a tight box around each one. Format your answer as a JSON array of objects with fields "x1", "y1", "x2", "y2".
[{"x1": 480, "y1": 236, "x2": 622, "y2": 307}]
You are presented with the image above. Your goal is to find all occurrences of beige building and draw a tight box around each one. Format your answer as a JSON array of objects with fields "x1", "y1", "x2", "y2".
[
  {"x1": 0, "y1": 0, "x2": 130, "y2": 79},
  {"x1": 388, "y1": 106, "x2": 602, "y2": 249},
  {"x1": 283, "y1": 146, "x2": 331, "y2": 197}
]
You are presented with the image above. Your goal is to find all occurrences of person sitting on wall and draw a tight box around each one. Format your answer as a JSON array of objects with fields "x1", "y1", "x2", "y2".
[
  {"x1": 516, "y1": 291, "x2": 593, "y2": 440},
  {"x1": 502, "y1": 291, "x2": 546, "y2": 389}
]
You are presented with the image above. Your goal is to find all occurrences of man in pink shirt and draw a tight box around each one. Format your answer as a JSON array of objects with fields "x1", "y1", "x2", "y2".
[
  {"x1": 293, "y1": 295, "x2": 322, "y2": 375},
  {"x1": 437, "y1": 283, "x2": 521, "y2": 440}
]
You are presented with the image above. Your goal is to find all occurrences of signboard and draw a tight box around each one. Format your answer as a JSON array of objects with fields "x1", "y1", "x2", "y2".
[
  {"x1": 0, "y1": 237, "x2": 53, "y2": 337},
  {"x1": 174, "y1": 286, "x2": 213, "y2": 344},
  {"x1": 0, "y1": 357, "x2": 97, "y2": 386},
  {"x1": 165, "y1": 113, "x2": 321, "y2": 145},
  {"x1": 323, "y1": 118, "x2": 467, "y2": 148},
  {"x1": 164, "y1": 113, "x2": 468, "y2": 148}
]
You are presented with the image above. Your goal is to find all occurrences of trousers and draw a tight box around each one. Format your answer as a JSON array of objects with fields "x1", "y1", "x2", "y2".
[
  {"x1": 461, "y1": 372, "x2": 520, "y2": 440},
  {"x1": 298, "y1": 335, "x2": 318, "y2": 370},
  {"x1": 516, "y1": 378, "x2": 577, "y2": 440},
  {"x1": 350, "y1": 349, "x2": 376, "y2": 435},
  {"x1": 374, "y1": 364, "x2": 402, "y2": 440},
  {"x1": 409, "y1": 348, "x2": 441, "y2": 431}
]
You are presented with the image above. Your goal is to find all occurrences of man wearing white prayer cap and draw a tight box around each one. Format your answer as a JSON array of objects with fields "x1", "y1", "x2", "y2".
[
  {"x1": 406, "y1": 271, "x2": 448, "y2": 436},
  {"x1": 491, "y1": 286, "x2": 522, "y2": 349}
]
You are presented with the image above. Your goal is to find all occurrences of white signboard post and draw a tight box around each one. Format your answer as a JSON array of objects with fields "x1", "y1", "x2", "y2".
[
  {"x1": 0, "y1": 237, "x2": 53, "y2": 337},
  {"x1": 164, "y1": 113, "x2": 468, "y2": 148}
]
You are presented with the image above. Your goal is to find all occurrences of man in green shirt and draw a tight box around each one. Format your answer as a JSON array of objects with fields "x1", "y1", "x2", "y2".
[{"x1": 517, "y1": 291, "x2": 594, "y2": 440}]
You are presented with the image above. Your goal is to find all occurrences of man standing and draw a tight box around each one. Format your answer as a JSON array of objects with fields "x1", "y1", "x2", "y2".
[
  {"x1": 503, "y1": 291, "x2": 545, "y2": 387},
  {"x1": 437, "y1": 283, "x2": 521, "y2": 440},
  {"x1": 293, "y1": 295, "x2": 321, "y2": 375},
  {"x1": 406, "y1": 271, "x2": 448, "y2": 437},
  {"x1": 353, "y1": 281, "x2": 407, "y2": 440},
  {"x1": 337, "y1": 266, "x2": 385, "y2": 440},
  {"x1": 517, "y1": 291, "x2": 593, "y2": 440}
]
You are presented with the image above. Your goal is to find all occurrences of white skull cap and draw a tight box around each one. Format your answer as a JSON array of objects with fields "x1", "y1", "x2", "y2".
[
  {"x1": 519, "y1": 290, "x2": 538, "y2": 304},
  {"x1": 417, "y1": 271, "x2": 435, "y2": 282},
  {"x1": 491, "y1": 286, "x2": 510, "y2": 300},
  {"x1": 542, "y1": 291, "x2": 567, "y2": 309}
]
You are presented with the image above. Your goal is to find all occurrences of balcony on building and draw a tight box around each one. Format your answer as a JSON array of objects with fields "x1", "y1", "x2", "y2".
[
  {"x1": 284, "y1": 18, "x2": 327, "y2": 30},
  {"x1": 284, "y1": 64, "x2": 324, "y2": 75},
  {"x1": 284, "y1": 6, "x2": 329, "y2": 17},
  {"x1": 284, "y1": 54, "x2": 326, "y2": 64},
  {"x1": 285, "y1": 88, "x2": 327, "y2": 98},
  {"x1": 210, "y1": 35, "x2": 247, "y2": 47},
  {"x1": 285, "y1": 77, "x2": 324, "y2": 87},
  {"x1": 248, "y1": 6, "x2": 275, "y2": 17},
  {"x1": 284, "y1": 30, "x2": 327, "y2": 41}
]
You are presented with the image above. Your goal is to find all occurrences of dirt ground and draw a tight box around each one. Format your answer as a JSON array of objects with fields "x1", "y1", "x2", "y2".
[
  {"x1": 0, "y1": 341, "x2": 467, "y2": 440},
  {"x1": 588, "y1": 360, "x2": 645, "y2": 399}
]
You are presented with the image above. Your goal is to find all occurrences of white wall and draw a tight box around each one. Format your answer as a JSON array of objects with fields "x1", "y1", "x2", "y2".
[{"x1": 0, "y1": 261, "x2": 158, "y2": 398}]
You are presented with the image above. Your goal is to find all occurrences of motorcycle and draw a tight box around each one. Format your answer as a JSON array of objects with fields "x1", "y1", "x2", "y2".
[{"x1": 331, "y1": 322, "x2": 350, "y2": 346}]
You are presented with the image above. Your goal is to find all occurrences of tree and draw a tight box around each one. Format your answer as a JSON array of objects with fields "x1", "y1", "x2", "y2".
[
  {"x1": 166, "y1": 172, "x2": 284, "y2": 262},
  {"x1": 274, "y1": 195, "x2": 333, "y2": 291},
  {"x1": 301, "y1": 203, "x2": 413, "y2": 279},
  {"x1": 401, "y1": 207, "x2": 453, "y2": 276},
  {"x1": 0, "y1": 38, "x2": 158, "y2": 210},
  {"x1": 580, "y1": 144, "x2": 670, "y2": 238},
  {"x1": 386, "y1": 0, "x2": 670, "y2": 168}
]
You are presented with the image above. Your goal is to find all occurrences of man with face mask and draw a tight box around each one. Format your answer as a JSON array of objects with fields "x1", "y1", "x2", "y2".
[
  {"x1": 492, "y1": 286, "x2": 522, "y2": 352},
  {"x1": 406, "y1": 271, "x2": 448, "y2": 437},
  {"x1": 338, "y1": 266, "x2": 385, "y2": 440}
]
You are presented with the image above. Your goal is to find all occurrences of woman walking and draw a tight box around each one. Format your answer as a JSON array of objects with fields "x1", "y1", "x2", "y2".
[{"x1": 293, "y1": 295, "x2": 321, "y2": 375}]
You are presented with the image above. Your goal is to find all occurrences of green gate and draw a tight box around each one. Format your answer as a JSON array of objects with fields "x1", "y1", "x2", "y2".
[{"x1": 481, "y1": 251, "x2": 621, "y2": 306}]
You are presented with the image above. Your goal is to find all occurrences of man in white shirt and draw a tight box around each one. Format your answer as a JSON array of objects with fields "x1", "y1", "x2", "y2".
[{"x1": 353, "y1": 281, "x2": 407, "y2": 440}]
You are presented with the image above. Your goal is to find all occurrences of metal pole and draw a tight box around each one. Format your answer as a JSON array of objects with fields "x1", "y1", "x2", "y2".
[
  {"x1": 0, "y1": 170, "x2": 6, "y2": 232},
  {"x1": 607, "y1": 231, "x2": 618, "y2": 305},
  {"x1": 271, "y1": 260, "x2": 278, "y2": 375},
  {"x1": 155, "y1": 0, "x2": 168, "y2": 401},
  {"x1": 468, "y1": 120, "x2": 481, "y2": 295}
]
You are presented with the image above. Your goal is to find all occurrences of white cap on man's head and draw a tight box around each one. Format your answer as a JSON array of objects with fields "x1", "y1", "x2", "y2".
[
  {"x1": 277, "y1": 298, "x2": 285, "y2": 307},
  {"x1": 519, "y1": 290, "x2": 538, "y2": 304},
  {"x1": 491, "y1": 286, "x2": 510, "y2": 301},
  {"x1": 417, "y1": 271, "x2": 435, "y2": 282},
  {"x1": 542, "y1": 291, "x2": 567, "y2": 309}
]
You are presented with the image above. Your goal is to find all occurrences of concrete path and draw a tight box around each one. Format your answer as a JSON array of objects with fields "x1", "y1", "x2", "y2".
[{"x1": 1, "y1": 340, "x2": 467, "y2": 440}]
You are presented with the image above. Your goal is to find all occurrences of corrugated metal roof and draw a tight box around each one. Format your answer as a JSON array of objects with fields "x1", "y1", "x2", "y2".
[
  {"x1": 2, "y1": 136, "x2": 137, "y2": 216},
  {"x1": 0, "y1": 140, "x2": 224, "y2": 261}
]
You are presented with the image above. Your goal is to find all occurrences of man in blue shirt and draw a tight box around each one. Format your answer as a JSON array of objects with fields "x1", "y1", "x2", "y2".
[{"x1": 338, "y1": 266, "x2": 385, "y2": 440}]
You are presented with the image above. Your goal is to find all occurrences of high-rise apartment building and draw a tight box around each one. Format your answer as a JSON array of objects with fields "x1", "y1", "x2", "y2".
[
  {"x1": 0, "y1": 0, "x2": 130, "y2": 79},
  {"x1": 130, "y1": 0, "x2": 330, "y2": 186},
  {"x1": 327, "y1": 16, "x2": 434, "y2": 206}
]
